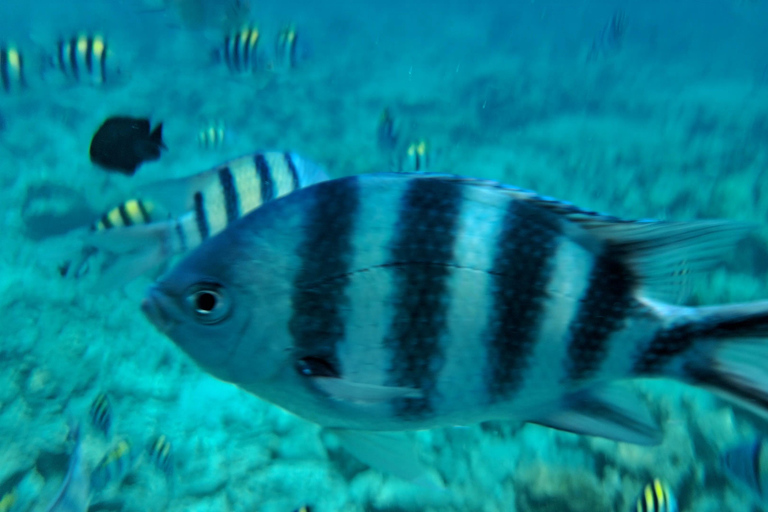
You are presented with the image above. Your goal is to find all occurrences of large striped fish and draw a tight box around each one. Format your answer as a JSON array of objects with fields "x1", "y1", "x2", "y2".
[
  {"x1": 64, "y1": 151, "x2": 327, "y2": 292},
  {"x1": 142, "y1": 172, "x2": 768, "y2": 484}
]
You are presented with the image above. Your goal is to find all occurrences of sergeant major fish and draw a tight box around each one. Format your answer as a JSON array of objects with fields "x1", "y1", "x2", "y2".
[
  {"x1": 632, "y1": 479, "x2": 678, "y2": 512},
  {"x1": 143, "y1": 172, "x2": 768, "y2": 484},
  {"x1": 46, "y1": 34, "x2": 122, "y2": 85},
  {"x1": 65, "y1": 151, "x2": 328, "y2": 292}
]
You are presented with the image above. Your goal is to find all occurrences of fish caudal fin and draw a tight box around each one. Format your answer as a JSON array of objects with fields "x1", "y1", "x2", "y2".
[{"x1": 677, "y1": 300, "x2": 768, "y2": 419}]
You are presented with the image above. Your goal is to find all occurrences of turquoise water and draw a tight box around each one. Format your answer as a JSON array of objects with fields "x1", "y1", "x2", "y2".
[{"x1": 2, "y1": 0, "x2": 768, "y2": 510}]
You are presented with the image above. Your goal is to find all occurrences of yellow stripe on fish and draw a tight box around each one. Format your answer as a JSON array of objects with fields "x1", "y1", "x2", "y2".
[
  {"x1": 635, "y1": 478, "x2": 677, "y2": 512},
  {"x1": 0, "y1": 489, "x2": 16, "y2": 512},
  {"x1": 55, "y1": 34, "x2": 111, "y2": 85},
  {"x1": 221, "y1": 26, "x2": 260, "y2": 73},
  {"x1": 92, "y1": 199, "x2": 156, "y2": 231},
  {"x1": 275, "y1": 25, "x2": 298, "y2": 69}
]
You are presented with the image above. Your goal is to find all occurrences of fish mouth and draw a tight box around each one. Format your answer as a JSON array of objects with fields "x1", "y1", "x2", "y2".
[{"x1": 141, "y1": 286, "x2": 177, "y2": 334}]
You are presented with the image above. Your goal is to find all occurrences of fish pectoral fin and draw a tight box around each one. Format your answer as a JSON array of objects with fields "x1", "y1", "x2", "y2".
[
  {"x1": 328, "y1": 429, "x2": 443, "y2": 489},
  {"x1": 530, "y1": 385, "x2": 662, "y2": 446},
  {"x1": 310, "y1": 376, "x2": 423, "y2": 405}
]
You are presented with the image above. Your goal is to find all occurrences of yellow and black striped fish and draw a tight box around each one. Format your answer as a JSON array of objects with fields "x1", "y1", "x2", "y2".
[
  {"x1": 218, "y1": 26, "x2": 261, "y2": 73},
  {"x1": 64, "y1": 151, "x2": 328, "y2": 293},
  {"x1": 198, "y1": 120, "x2": 226, "y2": 150},
  {"x1": 89, "y1": 392, "x2": 112, "y2": 436},
  {"x1": 633, "y1": 479, "x2": 678, "y2": 512},
  {"x1": 275, "y1": 25, "x2": 298, "y2": 69},
  {"x1": 147, "y1": 434, "x2": 173, "y2": 477},
  {"x1": 402, "y1": 139, "x2": 430, "y2": 171},
  {"x1": 1, "y1": 45, "x2": 25, "y2": 93},
  {"x1": 53, "y1": 34, "x2": 113, "y2": 85},
  {"x1": 90, "y1": 439, "x2": 136, "y2": 492},
  {"x1": 292, "y1": 507, "x2": 311, "y2": 512},
  {"x1": 91, "y1": 199, "x2": 157, "y2": 232}
]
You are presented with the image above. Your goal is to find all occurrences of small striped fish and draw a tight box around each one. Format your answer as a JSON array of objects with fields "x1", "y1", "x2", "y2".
[
  {"x1": 402, "y1": 139, "x2": 430, "y2": 172},
  {"x1": 147, "y1": 434, "x2": 173, "y2": 477},
  {"x1": 144, "y1": 172, "x2": 768, "y2": 485},
  {"x1": 274, "y1": 25, "x2": 298, "y2": 70},
  {"x1": 633, "y1": 479, "x2": 677, "y2": 512},
  {"x1": 65, "y1": 151, "x2": 328, "y2": 292},
  {"x1": 89, "y1": 440, "x2": 136, "y2": 493},
  {"x1": 1, "y1": 45, "x2": 25, "y2": 93},
  {"x1": 217, "y1": 26, "x2": 261, "y2": 73},
  {"x1": 198, "y1": 120, "x2": 227, "y2": 150},
  {"x1": 723, "y1": 438, "x2": 768, "y2": 500},
  {"x1": 89, "y1": 392, "x2": 112, "y2": 437},
  {"x1": 50, "y1": 34, "x2": 115, "y2": 85}
]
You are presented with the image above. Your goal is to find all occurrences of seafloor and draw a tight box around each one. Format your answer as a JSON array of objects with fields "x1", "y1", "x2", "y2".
[{"x1": 2, "y1": 0, "x2": 768, "y2": 511}]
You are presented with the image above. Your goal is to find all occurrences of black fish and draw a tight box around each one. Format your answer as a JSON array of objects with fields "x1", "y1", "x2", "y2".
[{"x1": 89, "y1": 116, "x2": 167, "y2": 175}]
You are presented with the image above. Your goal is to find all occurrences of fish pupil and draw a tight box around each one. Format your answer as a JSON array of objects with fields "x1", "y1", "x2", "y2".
[
  {"x1": 296, "y1": 357, "x2": 338, "y2": 378},
  {"x1": 194, "y1": 291, "x2": 217, "y2": 313}
]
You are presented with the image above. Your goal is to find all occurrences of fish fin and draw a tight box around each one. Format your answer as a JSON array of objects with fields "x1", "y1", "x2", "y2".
[
  {"x1": 579, "y1": 220, "x2": 753, "y2": 303},
  {"x1": 88, "y1": 244, "x2": 169, "y2": 293},
  {"x1": 402, "y1": 174, "x2": 751, "y2": 303},
  {"x1": 149, "y1": 123, "x2": 167, "y2": 149},
  {"x1": 310, "y1": 376, "x2": 423, "y2": 405},
  {"x1": 531, "y1": 385, "x2": 662, "y2": 445},
  {"x1": 329, "y1": 429, "x2": 443, "y2": 488},
  {"x1": 681, "y1": 300, "x2": 768, "y2": 421}
]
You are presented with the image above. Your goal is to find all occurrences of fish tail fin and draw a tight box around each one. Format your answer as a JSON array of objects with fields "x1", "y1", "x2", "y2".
[
  {"x1": 672, "y1": 300, "x2": 768, "y2": 419},
  {"x1": 150, "y1": 123, "x2": 166, "y2": 148},
  {"x1": 82, "y1": 221, "x2": 178, "y2": 293}
]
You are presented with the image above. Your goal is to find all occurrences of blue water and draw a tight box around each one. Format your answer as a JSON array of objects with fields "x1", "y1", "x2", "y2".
[{"x1": 2, "y1": 0, "x2": 768, "y2": 510}]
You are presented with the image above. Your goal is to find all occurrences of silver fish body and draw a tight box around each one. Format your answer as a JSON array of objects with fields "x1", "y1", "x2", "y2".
[{"x1": 143, "y1": 173, "x2": 768, "y2": 441}]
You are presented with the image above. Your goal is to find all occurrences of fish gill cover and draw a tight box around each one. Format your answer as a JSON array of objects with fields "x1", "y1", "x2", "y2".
[{"x1": 2, "y1": 0, "x2": 768, "y2": 511}]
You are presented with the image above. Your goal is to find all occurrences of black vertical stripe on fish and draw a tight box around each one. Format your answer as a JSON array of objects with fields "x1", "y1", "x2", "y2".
[
  {"x1": 68, "y1": 37, "x2": 79, "y2": 79},
  {"x1": 255, "y1": 154, "x2": 274, "y2": 202},
  {"x1": 175, "y1": 221, "x2": 188, "y2": 252},
  {"x1": 99, "y1": 212, "x2": 113, "y2": 229},
  {"x1": 218, "y1": 166, "x2": 240, "y2": 224},
  {"x1": 383, "y1": 178, "x2": 462, "y2": 418},
  {"x1": 193, "y1": 192, "x2": 210, "y2": 240},
  {"x1": 85, "y1": 37, "x2": 94, "y2": 74},
  {"x1": 633, "y1": 323, "x2": 698, "y2": 375},
  {"x1": 284, "y1": 152, "x2": 300, "y2": 190},
  {"x1": 0, "y1": 50, "x2": 9, "y2": 92},
  {"x1": 118, "y1": 204, "x2": 132, "y2": 226},
  {"x1": 485, "y1": 200, "x2": 561, "y2": 401},
  {"x1": 99, "y1": 40, "x2": 107, "y2": 83},
  {"x1": 566, "y1": 244, "x2": 636, "y2": 382},
  {"x1": 242, "y1": 31, "x2": 252, "y2": 68},
  {"x1": 57, "y1": 40, "x2": 67, "y2": 76},
  {"x1": 223, "y1": 36, "x2": 234, "y2": 71},
  {"x1": 233, "y1": 34, "x2": 242, "y2": 71},
  {"x1": 289, "y1": 177, "x2": 360, "y2": 373},
  {"x1": 137, "y1": 200, "x2": 151, "y2": 223}
]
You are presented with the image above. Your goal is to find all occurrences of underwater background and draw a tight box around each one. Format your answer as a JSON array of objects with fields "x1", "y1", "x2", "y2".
[{"x1": 2, "y1": 0, "x2": 768, "y2": 510}]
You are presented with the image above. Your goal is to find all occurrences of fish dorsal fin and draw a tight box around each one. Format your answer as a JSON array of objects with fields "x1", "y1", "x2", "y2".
[{"x1": 401, "y1": 173, "x2": 753, "y2": 303}]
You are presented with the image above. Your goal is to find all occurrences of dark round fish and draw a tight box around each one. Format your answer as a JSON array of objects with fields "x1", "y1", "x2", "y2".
[{"x1": 89, "y1": 116, "x2": 167, "y2": 175}]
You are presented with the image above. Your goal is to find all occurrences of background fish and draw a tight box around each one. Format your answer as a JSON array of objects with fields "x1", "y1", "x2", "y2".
[
  {"x1": 88, "y1": 393, "x2": 112, "y2": 437},
  {"x1": 632, "y1": 479, "x2": 678, "y2": 512},
  {"x1": 89, "y1": 116, "x2": 167, "y2": 175},
  {"x1": 43, "y1": 425, "x2": 90, "y2": 512},
  {"x1": 66, "y1": 151, "x2": 328, "y2": 292},
  {"x1": 143, "y1": 172, "x2": 768, "y2": 484}
]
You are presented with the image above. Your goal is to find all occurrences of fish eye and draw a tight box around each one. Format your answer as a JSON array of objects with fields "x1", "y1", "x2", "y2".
[{"x1": 186, "y1": 283, "x2": 231, "y2": 324}]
